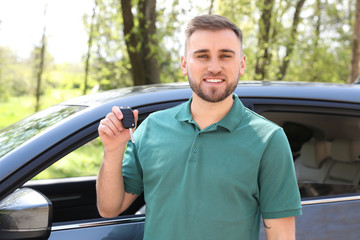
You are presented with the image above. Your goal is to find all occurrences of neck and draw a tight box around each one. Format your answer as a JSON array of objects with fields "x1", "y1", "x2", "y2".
[{"x1": 191, "y1": 94, "x2": 234, "y2": 130}]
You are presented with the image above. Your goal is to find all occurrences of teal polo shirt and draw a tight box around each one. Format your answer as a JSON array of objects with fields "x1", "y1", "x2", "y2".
[{"x1": 123, "y1": 94, "x2": 302, "y2": 240}]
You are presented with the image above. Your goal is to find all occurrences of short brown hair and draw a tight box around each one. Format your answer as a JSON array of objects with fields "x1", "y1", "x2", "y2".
[{"x1": 184, "y1": 15, "x2": 243, "y2": 54}]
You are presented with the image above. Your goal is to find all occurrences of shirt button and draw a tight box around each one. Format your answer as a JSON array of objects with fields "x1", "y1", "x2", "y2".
[{"x1": 194, "y1": 148, "x2": 198, "y2": 153}]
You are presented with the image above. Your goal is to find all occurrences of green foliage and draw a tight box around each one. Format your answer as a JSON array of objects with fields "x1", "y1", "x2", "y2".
[
  {"x1": 33, "y1": 138, "x2": 103, "y2": 179},
  {"x1": 83, "y1": 0, "x2": 132, "y2": 90},
  {"x1": 215, "y1": 0, "x2": 355, "y2": 83},
  {"x1": 156, "y1": 0, "x2": 190, "y2": 83},
  {"x1": 0, "y1": 47, "x2": 33, "y2": 99},
  {"x1": 84, "y1": 0, "x2": 195, "y2": 88},
  {"x1": 0, "y1": 96, "x2": 34, "y2": 129},
  {"x1": 0, "y1": 89, "x2": 84, "y2": 130}
]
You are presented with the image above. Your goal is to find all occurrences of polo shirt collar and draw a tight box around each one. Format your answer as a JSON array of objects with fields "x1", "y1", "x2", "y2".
[{"x1": 175, "y1": 93, "x2": 244, "y2": 132}]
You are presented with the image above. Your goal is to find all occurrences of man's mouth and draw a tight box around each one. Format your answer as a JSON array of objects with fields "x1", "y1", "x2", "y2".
[{"x1": 204, "y1": 78, "x2": 224, "y2": 83}]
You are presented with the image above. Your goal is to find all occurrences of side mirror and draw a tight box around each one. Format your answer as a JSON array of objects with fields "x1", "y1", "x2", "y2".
[{"x1": 0, "y1": 188, "x2": 52, "y2": 240}]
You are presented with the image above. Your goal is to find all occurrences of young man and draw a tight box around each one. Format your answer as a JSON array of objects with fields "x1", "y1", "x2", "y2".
[{"x1": 97, "y1": 15, "x2": 302, "y2": 240}]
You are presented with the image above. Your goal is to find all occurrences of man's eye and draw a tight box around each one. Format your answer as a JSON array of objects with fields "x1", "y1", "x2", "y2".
[
  {"x1": 197, "y1": 55, "x2": 208, "y2": 59},
  {"x1": 220, "y1": 54, "x2": 232, "y2": 58}
]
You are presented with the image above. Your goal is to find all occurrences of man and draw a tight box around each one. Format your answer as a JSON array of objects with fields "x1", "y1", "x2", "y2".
[{"x1": 97, "y1": 15, "x2": 302, "y2": 240}]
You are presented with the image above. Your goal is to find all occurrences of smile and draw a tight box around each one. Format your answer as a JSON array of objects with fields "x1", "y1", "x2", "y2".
[{"x1": 204, "y1": 78, "x2": 224, "y2": 83}]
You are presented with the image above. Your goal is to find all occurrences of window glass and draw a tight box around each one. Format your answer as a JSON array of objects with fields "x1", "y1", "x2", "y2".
[
  {"x1": 300, "y1": 183, "x2": 360, "y2": 199},
  {"x1": 33, "y1": 137, "x2": 103, "y2": 180},
  {"x1": 262, "y1": 110, "x2": 360, "y2": 198},
  {"x1": 0, "y1": 105, "x2": 86, "y2": 158}
]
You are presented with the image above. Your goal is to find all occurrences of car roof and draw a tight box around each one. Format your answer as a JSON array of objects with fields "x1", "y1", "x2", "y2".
[{"x1": 57, "y1": 81, "x2": 360, "y2": 107}]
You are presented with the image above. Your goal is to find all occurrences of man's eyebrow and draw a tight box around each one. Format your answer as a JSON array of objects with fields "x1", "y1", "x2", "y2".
[
  {"x1": 193, "y1": 49, "x2": 236, "y2": 54},
  {"x1": 193, "y1": 49, "x2": 209, "y2": 54},
  {"x1": 220, "y1": 49, "x2": 236, "y2": 54}
]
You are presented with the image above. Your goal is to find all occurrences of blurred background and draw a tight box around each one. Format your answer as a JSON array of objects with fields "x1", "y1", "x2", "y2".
[{"x1": 1, "y1": 0, "x2": 359, "y2": 130}]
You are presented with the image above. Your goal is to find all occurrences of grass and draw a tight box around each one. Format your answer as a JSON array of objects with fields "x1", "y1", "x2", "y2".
[
  {"x1": 0, "y1": 89, "x2": 83, "y2": 130},
  {"x1": 0, "y1": 96, "x2": 35, "y2": 129}
]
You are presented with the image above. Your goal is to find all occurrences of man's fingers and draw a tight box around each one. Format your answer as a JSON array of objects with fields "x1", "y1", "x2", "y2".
[
  {"x1": 133, "y1": 110, "x2": 139, "y2": 129},
  {"x1": 112, "y1": 106, "x2": 123, "y2": 120},
  {"x1": 99, "y1": 114, "x2": 123, "y2": 137},
  {"x1": 106, "y1": 112, "x2": 124, "y2": 133},
  {"x1": 99, "y1": 106, "x2": 138, "y2": 138},
  {"x1": 98, "y1": 118, "x2": 116, "y2": 137}
]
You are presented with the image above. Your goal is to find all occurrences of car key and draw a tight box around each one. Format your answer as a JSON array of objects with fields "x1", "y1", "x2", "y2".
[{"x1": 119, "y1": 107, "x2": 135, "y2": 143}]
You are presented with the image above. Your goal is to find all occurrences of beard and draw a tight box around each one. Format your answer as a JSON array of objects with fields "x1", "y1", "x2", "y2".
[{"x1": 188, "y1": 73, "x2": 239, "y2": 103}]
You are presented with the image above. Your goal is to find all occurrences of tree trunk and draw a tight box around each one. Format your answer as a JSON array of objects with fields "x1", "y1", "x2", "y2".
[
  {"x1": 349, "y1": 0, "x2": 360, "y2": 83},
  {"x1": 309, "y1": 0, "x2": 322, "y2": 82},
  {"x1": 84, "y1": 0, "x2": 97, "y2": 95},
  {"x1": 255, "y1": 0, "x2": 275, "y2": 80},
  {"x1": 209, "y1": 0, "x2": 215, "y2": 14},
  {"x1": 35, "y1": 6, "x2": 47, "y2": 112},
  {"x1": 139, "y1": 0, "x2": 160, "y2": 85},
  {"x1": 277, "y1": 0, "x2": 306, "y2": 80},
  {"x1": 314, "y1": 0, "x2": 321, "y2": 48},
  {"x1": 120, "y1": 0, "x2": 146, "y2": 86}
]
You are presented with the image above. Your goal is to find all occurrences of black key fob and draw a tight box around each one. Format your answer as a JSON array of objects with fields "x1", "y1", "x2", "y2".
[{"x1": 119, "y1": 107, "x2": 135, "y2": 129}]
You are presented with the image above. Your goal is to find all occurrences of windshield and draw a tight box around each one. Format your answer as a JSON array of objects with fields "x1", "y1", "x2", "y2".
[{"x1": 0, "y1": 105, "x2": 86, "y2": 158}]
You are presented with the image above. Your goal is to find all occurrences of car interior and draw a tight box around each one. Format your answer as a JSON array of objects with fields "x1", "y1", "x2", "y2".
[
  {"x1": 22, "y1": 101, "x2": 360, "y2": 225},
  {"x1": 262, "y1": 111, "x2": 360, "y2": 199}
]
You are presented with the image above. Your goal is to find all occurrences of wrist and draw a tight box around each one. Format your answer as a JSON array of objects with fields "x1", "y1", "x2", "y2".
[
  {"x1": 104, "y1": 140, "x2": 127, "y2": 151},
  {"x1": 103, "y1": 143, "x2": 126, "y2": 159}
]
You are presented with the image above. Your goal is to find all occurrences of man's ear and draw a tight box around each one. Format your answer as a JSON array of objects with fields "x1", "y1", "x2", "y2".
[
  {"x1": 239, "y1": 54, "x2": 246, "y2": 76},
  {"x1": 181, "y1": 56, "x2": 187, "y2": 76}
]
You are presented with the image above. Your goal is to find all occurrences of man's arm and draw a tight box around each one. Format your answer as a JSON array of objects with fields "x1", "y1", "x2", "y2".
[
  {"x1": 264, "y1": 217, "x2": 296, "y2": 240},
  {"x1": 96, "y1": 106, "x2": 139, "y2": 218}
]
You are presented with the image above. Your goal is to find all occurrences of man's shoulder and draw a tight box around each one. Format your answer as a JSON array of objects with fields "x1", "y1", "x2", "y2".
[
  {"x1": 243, "y1": 107, "x2": 281, "y2": 130},
  {"x1": 135, "y1": 102, "x2": 187, "y2": 139},
  {"x1": 144, "y1": 101, "x2": 186, "y2": 123}
]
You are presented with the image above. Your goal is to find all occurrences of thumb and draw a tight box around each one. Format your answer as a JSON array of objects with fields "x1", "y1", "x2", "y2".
[{"x1": 133, "y1": 109, "x2": 139, "y2": 129}]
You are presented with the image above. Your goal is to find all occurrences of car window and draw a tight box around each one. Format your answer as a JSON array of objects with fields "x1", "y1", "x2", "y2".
[
  {"x1": 262, "y1": 110, "x2": 360, "y2": 199},
  {"x1": 26, "y1": 125, "x2": 145, "y2": 223},
  {"x1": 32, "y1": 137, "x2": 103, "y2": 180},
  {"x1": 26, "y1": 137, "x2": 107, "y2": 223},
  {"x1": 0, "y1": 105, "x2": 86, "y2": 158}
]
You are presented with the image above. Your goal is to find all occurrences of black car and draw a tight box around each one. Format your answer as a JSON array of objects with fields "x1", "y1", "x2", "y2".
[{"x1": 1, "y1": 81, "x2": 360, "y2": 240}]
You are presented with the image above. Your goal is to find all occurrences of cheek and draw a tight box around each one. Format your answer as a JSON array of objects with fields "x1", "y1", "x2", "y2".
[
  {"x1": 232, "y1": 60, "x2": 243, "y2": 75},
  {"x1": 223, "y1": 62, "x2": 240, "y2": 75},
  {"x1": 187, "y1": 61, "x2": 203, "y2": 75}
]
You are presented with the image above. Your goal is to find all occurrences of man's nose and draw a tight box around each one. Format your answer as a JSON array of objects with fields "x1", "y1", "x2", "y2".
[{"x1": 207, "y1": 58, "x2": 222, "y2": 74}]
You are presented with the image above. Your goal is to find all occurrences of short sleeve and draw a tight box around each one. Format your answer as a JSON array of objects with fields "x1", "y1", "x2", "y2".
[
  {"x1": 259, "y1": 128, "x2": 302, "y2": 219},
  {"x1": 122, "y1": 141, "x2": 144, "y2": 195}
]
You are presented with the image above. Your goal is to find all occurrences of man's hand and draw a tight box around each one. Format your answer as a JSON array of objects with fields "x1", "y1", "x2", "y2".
[
  {"x1": 98, "y1": 106, "x2": 139, "y2": 152},
  {"x1": 96, "y1": 106, "x2": 139, "y2": 218}
]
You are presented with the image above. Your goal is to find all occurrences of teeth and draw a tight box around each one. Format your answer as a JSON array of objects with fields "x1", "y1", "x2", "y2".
[{"x1": 205, "y1": 78, "x2": 223, "y2": 83}]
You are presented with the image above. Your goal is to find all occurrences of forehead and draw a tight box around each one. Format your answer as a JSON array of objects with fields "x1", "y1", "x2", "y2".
[{"x1": 187, "y1": 29, "x2": 241, "y2": 53}]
